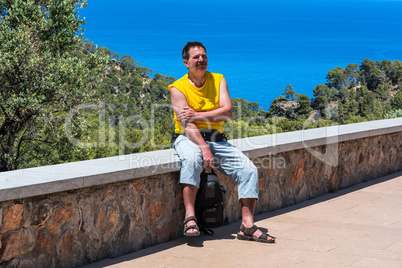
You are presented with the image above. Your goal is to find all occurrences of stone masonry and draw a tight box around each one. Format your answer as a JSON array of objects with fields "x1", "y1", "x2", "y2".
[{"x1": 0, "y1": 132, "x2": 401, "y2": 267}]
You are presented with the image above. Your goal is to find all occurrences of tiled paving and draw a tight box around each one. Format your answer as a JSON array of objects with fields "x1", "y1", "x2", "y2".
[{"x1": 84, "y1": 171, "x2": 402, "y2": 268}]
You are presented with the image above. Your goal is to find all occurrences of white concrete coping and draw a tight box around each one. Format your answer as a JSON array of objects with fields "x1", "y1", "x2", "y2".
[{"x1": 0, "y1": 118, "x2": 401, "y2": 202}]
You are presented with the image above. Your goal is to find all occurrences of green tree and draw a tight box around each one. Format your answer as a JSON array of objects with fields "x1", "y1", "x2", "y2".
[
  {"x1": 312, "y1": 84, "x2": 329, "y2": 108},
  {"x1": 0, "y1": 0, "x2": 107, "y2": 171},
  {"x1": 392, "y1": 89, "x2": 402, "y2": 110},
  {"x1": 267, "y1": 96, "x2": 288, "y2": 117},
  {"x1": 345, "y1": 63, "x2": 360, "y2": 86},
  {"x1": 296, "y1": 93, "x2": 313, "y2": 119},
  {"x1": 375, "y1": 82, "x2": 391, "y2": 101},
  {"x1": 360, "y1": 59, "x2": 387, "y2": 90},
  {"x1": 326, "y1": 66, "x2": 349, "y2": 89},
  {"x1": 380, "y1": 60, "x2": 402, "y2": 85},
  {"x1": 281, "y1": 84, "x2": 296, "y2": 101},
  {"x1": 231, "y1": 98, "x2": 261, "y2": 120}
]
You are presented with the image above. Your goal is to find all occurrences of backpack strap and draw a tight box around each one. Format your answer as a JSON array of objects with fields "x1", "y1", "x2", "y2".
[{"x1": 200, "y1": 227, "x2": 214, "y2": 235}]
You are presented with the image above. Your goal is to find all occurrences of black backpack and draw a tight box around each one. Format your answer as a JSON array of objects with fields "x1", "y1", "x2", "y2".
[{"x1": 195, "y1": 168, "x2": 225, "y2": 235}]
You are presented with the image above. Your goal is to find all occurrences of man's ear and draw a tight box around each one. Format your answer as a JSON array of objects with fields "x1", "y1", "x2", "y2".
[{"x1": 183, "y1": 59, "x2": 189, "y2": 69}]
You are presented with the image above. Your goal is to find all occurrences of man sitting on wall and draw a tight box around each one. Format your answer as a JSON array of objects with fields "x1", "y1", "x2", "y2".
[{"x1": 168, "y1": 41, "x2": 275, "y2": 243}]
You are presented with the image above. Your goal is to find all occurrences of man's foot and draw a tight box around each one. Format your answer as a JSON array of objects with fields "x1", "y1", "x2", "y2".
[
  {"x1": 183, "y1": 216, "x2": 200, "y2": 236},
  {"x1": 237, "y1": 224, "x2": 275, "y2": 243}
]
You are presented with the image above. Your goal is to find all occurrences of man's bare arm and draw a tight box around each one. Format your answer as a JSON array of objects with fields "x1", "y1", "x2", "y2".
[
  {"x1": 170, "y1": 86, "x2": 214, "y2": 168},
  {"x1": 178, "y1": 77, "x2": 232, "y2": 124}
]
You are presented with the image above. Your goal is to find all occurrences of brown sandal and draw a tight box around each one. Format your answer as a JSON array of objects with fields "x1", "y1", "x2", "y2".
[
  {"x1": 237, "y1": 224, "x2": 276, "y2": 243},
  {"x1": 183, "y1": 216, "x2": 200, "y2": 237}
]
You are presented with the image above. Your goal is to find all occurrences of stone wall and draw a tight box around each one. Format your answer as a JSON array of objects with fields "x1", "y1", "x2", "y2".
[
  {"x1": 219, "y1": 132, "x2": 401, "y2": 223},
  {"x1": 0, "y1": 175, "x2": 184, "y2": 267},
  {"x1": 0, "y1": 119, "x2": 401, "y2": 267}
]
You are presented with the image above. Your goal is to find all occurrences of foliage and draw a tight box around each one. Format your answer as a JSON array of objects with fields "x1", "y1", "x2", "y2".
[
  {"x1": 295, "y1": 93, "x2": 313, "y2": 119},
  {"x1": 267, "y1": 96, "x2": 288, "y2": 117},
  {"x1": 269, "y1": 59, "x2": 401, "y2": 125},
  {"x1": 392, "y1": 89, "x2": 402, "y2": 110},
  {"x1": 384, "y1": 109, "x2": 402, "y2": 119},
  {"x1": 281, "y1": 84, "x2": 296, "y2": 101},
  {"x1": 0, "y1": 0, "x2": 107, "y2": 171},
  {"x1": 78, "y1": 44, "x2": 175, "y2": 158}
]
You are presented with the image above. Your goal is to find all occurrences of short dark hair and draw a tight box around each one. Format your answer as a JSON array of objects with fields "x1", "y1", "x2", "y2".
[{"x1": 182, "y1": 41, "x2": 207, "y2": 60}]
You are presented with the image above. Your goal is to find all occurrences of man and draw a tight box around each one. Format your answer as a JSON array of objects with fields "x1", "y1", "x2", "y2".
[{"x1": 168, "y1": 41, "x2": 275, "y2": 243}]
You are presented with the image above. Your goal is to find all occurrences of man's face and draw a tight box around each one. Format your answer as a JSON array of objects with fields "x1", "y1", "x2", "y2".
[{"x1": 184, "y1": 46, "x2": 208, "y2": 72}]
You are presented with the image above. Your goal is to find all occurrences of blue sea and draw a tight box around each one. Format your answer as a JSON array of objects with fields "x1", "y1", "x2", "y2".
[{"x1": 79, "y1": 0, "x2": 402, "y2": 110}]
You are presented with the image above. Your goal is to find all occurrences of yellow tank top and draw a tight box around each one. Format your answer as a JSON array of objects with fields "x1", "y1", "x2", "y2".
[{"x1": 168, "y1": 72, "x2": 224, "y2": 134}]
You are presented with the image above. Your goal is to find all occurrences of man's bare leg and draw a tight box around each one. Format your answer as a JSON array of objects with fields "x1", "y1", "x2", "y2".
[
  {"x1": 239, "y1": 198, "x2": 275, "y2": 241},
  {"x1": 182, "y1": 184, "x2": 199, "y2": 234}
]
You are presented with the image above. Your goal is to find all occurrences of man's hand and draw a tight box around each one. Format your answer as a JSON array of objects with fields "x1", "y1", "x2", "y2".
[
  {"x1": 200, "y1": 145, "x2": 215, "y2": 169},
  {"x1": 178, "y1": 106, "x2": 196, "y2": 125}
]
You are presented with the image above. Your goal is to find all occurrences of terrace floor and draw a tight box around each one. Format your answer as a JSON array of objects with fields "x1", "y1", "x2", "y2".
[{"x1": 84, "y1": 171, "x2": 402, "y2": 268}]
